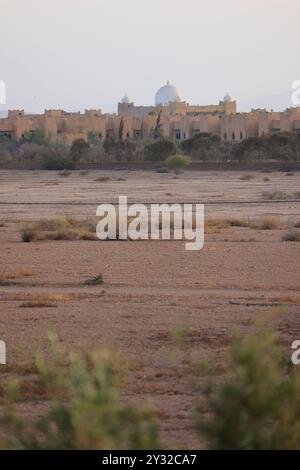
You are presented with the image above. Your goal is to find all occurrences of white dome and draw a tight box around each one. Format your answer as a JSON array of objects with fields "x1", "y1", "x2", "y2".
[
  {"x1": 223, "y1": 92, "x2": 232, "y2": 102},
  {"x1": 155, "y1": 81, "x2": 183, "y2": 106},
  {"x1": 121, "y1": 93, "x2": 130, "y2": 104}
]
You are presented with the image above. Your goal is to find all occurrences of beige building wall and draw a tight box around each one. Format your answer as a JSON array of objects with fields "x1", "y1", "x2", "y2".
[{"x1": 1, "y1": 104, "x2": 300, "y2": 145}]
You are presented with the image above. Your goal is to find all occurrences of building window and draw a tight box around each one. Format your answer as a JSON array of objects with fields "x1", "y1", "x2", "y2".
[
  {"x1": 232, "y1": 132, "x2": 235, "y2": 141},
  {"x1": 240, "y1": 132, "x2": 243, "y2": 140},
  {"x1": 175, "y1": 130, "x2": 181, "y2": 140},
  {"x1": 224, "y1": 132, "x2": 227, "y2": 140}
]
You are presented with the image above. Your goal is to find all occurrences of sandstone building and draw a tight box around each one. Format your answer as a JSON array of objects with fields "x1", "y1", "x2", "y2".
[{"x1": 0, "y1": 82, "x2": 300, "y2": 145}]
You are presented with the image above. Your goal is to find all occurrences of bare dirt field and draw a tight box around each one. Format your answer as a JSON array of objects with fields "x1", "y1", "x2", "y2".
[{"x1": 0, "y1": 169, "x2": 300, "y2": 448}]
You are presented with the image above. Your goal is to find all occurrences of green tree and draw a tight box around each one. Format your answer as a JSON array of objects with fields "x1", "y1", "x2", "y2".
[
  {"x1": 70, "y1": 138, "x2": 90, "y2": 163},
  {"x1": 39, "y1": 143, "x2": 74, "y2": 170},
  {"x1": 118, "y1": 118, "x2": 125, "y2": 142},
  {"x1": 152, "y1": 109, "x2": 163, "y2": 140},
  {"x1": 144, "y1": 139, "x2": 175, "y2": 162},
  {"x1": 165, "y1": 154, "x2": 191, "y2": 173},
  {"x1": 1, "y1": 334, "x2": 161, "y2": 450},
  {"x1": 196, "y1": 327, "x2": 300, "y2": 449}
]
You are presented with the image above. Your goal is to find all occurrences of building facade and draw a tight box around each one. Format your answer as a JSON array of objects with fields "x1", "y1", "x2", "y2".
[{"x1": 0, "y1": 82, "x2": 300, "y2": 145}]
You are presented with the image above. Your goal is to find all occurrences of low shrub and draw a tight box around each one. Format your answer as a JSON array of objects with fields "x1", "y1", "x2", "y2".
[
  {"x1": 263, "y1": 192, "x2": 300, "y2": 201},
  {"x1": 144, "y1": 139, "x2": 176, "y2": 162},
  {"x1": 239, "y1": 175, "x2": 254, "y2": 181},
  {"x1": 21, "y1": 229, "x2": 36, "y2": 243},
  {"x1": 282, "y1": 231, "x2": 300, "y2": 242},
  {"x1": 196, "y1": 327, "x2": 300, "y2": 449},
  {"x1": 58, "y1": 169, "x2": 72, "y2": 177},
  {"x1": 0, "y1": 334, "x2": 161, "y2": 449},
  {"x1": 41, "y1": 156, "x2": 74, "y2": 171},
  {"x1": 250, "y1": 217, "x2": 279, "y2": 230},
  {"x1": 21, "y1": 218, "x2": 97, "y2": 242},
  {"x1": 94, "y1": 176, "x2": 111, "y2": 182},
  {"x1": 165, "y1": 154, "x2": 191, "y2": 173}
]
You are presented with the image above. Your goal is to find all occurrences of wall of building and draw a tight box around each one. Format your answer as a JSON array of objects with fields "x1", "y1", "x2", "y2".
[{"x1": 1, "y1": 102, "x2": 300, "y2": 145}]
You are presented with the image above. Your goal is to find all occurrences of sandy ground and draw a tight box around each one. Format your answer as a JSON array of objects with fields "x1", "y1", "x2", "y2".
[{"x1": 0, "y1": 169, "x2": 300, "y2": 448}]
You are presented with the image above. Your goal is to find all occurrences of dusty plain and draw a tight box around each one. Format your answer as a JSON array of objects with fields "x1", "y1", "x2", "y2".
[{"x1": 0, "y1": 169, "x2": 300, "y2": 448}]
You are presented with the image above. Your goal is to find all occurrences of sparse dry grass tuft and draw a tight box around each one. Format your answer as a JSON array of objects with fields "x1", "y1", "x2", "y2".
[
  {"x1": 206, "y1": 217, "x2": 248, "y2": 230},
  {"x1": 58, "y1": 169, "x2": 72, "y2": 177},
  {"x1": 0, "y1": 270, "x2": 36, "y2": 281},
  {"x1": 94, "y1": 176, "x2": 111, "y2": 182},
  {"x1": 0, "y1": 361, "x2": 37, "y2": 376},
  {"x1": 21, "y1": 217, "x2": 97, "y2": 242},
  {"x1": 19, "y1": 302, "x2": 57, "y2": 308},
  {"x1": 250, "y1": 217, "x2": 280, "y2": 230},
  {"x1": 2, "y1": 293, "x2": 78, "y2": 303},
  {"x1": 282, "y1": 231, "x2": 300, "y2": 242},
  {"x1": 270, "y1": 296, "x2": 300, "y2": 304},
  {"x1": 240, "y1": 175, "x2": 254, "y2": 181},
  {"x1": 262, "y1": 191, "x2": 300, "y2": 201},
  {"x1": 84, "y1": 274, "x2": 104, "y2": 286},
  {"x1": 22, "y1": 229, "x2": 36, "y2": 242}
]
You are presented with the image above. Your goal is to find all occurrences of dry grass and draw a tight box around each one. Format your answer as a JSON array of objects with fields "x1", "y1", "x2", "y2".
[
  {"x1": 94, "y1": 176, "x2": 111, "y2": 182},
  {"x1": 84, "y1": 274, "x2": 103, "y2": 286},
  {"x1": 270, "y1": 296, "x2": 300, "y2": 304},
  {"x1": 58, "y1": 170, "x2": 72, "y2": 177},
  {"x1": 0, "y1": 270, "x2": 36, "y2": 281},
  {"x1": 240, "y1": 175, "x2": 254, "y2": 181},
  {"x1": 21, "y1": 214, "x2": 200, "y2": 242},
  {"x1": 21, "y1": 217, "x2": 97, "y2": 242},
  {"x1": 19, "y1": 213, "x2": 286, "y2": 243},
  {"x1": 282, "y1": 231, "x2": 300, "y2": 242},
  {"x1": 206, "y1": 216, "x2": 284, "y2": 234},
  {"x1": 0, "y1": 361, "x2": 37, "y2": 376},
  {"x1": 206, "y1": 217, "x2": 248, "y2": 230},
  {"x1": 262, "y1": 191, "x2": 300, "y2": 201},
  {"x1": 19, "y1": 302, "x2": 58, "y2": 308},
  {"x1": 2, "y1": 293, "x2": 78, "y2": 302},
  {"x1": 249, "y1": 217, "x2": 280, "y2": 230}
]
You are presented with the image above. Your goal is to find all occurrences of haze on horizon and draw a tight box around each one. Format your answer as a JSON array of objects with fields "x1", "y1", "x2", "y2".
[{"x1": 0, "y1": 0, "x2": 299, "y2": 114}]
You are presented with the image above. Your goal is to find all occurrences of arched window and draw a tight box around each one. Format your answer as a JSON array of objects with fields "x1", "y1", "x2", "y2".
[
  {"x1": 240, "y1": 132, "x2": 243, "y2": 140},
  {"x1": 224, "y1": 132, "x2": 227, "y2": 140},
  {"x1": 232, "y1": 132, "x2": 235, "y2": 141}
]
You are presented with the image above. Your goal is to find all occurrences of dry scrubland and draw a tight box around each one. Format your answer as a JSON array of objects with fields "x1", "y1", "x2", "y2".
[{"x1": 0, "y1": 169, "x2": 300, "y2": 448}]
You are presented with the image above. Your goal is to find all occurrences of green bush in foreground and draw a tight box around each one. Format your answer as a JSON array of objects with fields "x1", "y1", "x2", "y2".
[
  {"x1": 41, "y1": 156, "x2": 74, "y2": 170},
  {"x1": 165, "y1": 154, "x2": 191, "y2": 172},
  {"x1": 1, "y1": 334, "x2": 160, "y2": 450},
  {"x1": 196, "y1": 327, "x2": 300, "y2": 449}
]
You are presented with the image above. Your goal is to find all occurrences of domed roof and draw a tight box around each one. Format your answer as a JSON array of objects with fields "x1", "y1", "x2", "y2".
[
  {"x1": 155, "y1": 81, "x2": 183, "y2": 106},
  {"x1": 121, "y1": 93, "x2": 131, "y2": 104},
  {"x1": 223, "y1": 92, "x2": 232, "y2": 102}
]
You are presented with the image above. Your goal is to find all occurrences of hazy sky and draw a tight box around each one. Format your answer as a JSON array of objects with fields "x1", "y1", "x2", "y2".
[{"x1": 0, "y1": 0, "x2": 299, "y2": 113}]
